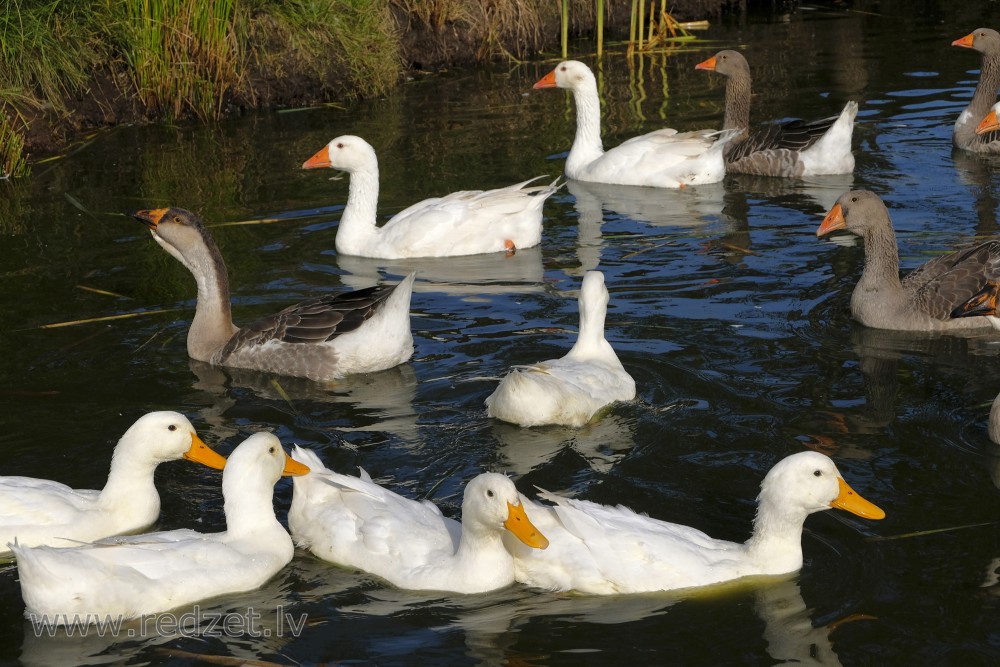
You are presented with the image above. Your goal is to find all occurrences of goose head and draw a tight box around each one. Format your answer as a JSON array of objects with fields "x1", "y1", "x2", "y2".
[
  {"x1": 976, "y1": 102, "x2": 1000, "y2": 135},
  {"x1": 115, "y1": 411, "x2": 226, "y2": 470},
  {"x1": 695, "y1": 49, "x2": 750, "y2": 78},
  {"x1": 816, "y1": 190, "x2": 890, "y2": 239},
  {"x1": 757, "y1": 451, "x2": 885, "y2": 520},
  {"x1": 952, "y1": 28, "x2": 1000, "y2": 55},
  {"x1": 131, "y1": 207, "x2": 218, "y2": 274},
  {"x1": 533, "y1": 60, "x2": 595, "y2": 92},
  {"x1": 461, "y1": 473, "x2": 548, "y2": 549},
  {"x1": 302, "y1": 135, "x2": 378, "y2": 174}
]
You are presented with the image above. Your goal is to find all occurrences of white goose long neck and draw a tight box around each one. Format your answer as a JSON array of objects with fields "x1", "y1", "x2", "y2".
[
  {"x1": 337, "y1": 161, "x2": 382, "y2": 256},
  {"x1": 566, "y1": 78, "x2": 606, "y2": 178}
]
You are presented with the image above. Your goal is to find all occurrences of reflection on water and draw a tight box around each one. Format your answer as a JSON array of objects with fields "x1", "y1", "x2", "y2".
[
  {"x1": 490, "y1": 412, "x2": 636, "y2": 476},
  {"x1": 335, "y1": 246, "x2": 546, "y2": 296}
]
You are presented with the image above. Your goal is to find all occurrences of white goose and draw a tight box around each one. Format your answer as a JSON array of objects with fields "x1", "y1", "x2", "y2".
[
  {"x1": 288, "y1": 446, "x2": 549, "y2": 594},
  {"x1": 485, "y1": 271, "x2": 635, "y2": 427},
  {"x1": 12, "y1": 433, "x2": 309, "y2": 623},
  {"x1": 0, "y1": 411, "x2": 225, "y2": 558},
  {"x1": 302, "y1": 135, "x2": 560, "y2": 258},
  {"x1": 533, "y1": 60, "x2": 736, "y2": 188},
  {"x1": 132, "y1": 207, "x2": 415, "y2": 380},
  {"x1": 505, "y1": 451, "x2": 885, "y2": 595}
]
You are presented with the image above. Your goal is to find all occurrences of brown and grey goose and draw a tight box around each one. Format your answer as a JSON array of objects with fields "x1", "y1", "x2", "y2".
[
  {"x1": 695, "y1": 50, "x2": 857, "y2": 177},
  {"x1": 816, "y1": 190, "x2": 1000, "y2": 331},
  {"x1": 131, "y1": 207, "x2": 415, "y2": 381},
  {"x1": 951, "y1": 28, "x2": 1000, "y2": 153}
]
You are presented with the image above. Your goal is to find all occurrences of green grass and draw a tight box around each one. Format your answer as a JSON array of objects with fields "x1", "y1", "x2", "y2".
[{"x1": 0, "y1": 0, "x2": 611, "y2": 179}]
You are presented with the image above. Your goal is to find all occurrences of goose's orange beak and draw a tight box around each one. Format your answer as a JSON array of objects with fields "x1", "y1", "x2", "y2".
[
  {"x1": 131, "y1": 208, "x2": 169, "y2": 230},
  {"x1": 952, "y1": 33, "x2": 975, "y2": 48},
  {"x1": 302, "y1": 147, "x2": 331, "y2": 170},
  {"x1": 817, "y1": 203, "x2": 846, "y2": 237},
  {"x1": 977, "y1": 110, "x2": 1000, "y2": 135},
  {"x1": 533, "y1": 70, "x2": 557, "y2": 90},
  {"x1": 695, "y1": 55, "x2": 717, "y2": 71}
]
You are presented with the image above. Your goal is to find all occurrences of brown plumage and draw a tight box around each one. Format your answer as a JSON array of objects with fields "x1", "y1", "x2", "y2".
[{"x1": 816, "y1": 190, "x2": 1000, "y2": 331}]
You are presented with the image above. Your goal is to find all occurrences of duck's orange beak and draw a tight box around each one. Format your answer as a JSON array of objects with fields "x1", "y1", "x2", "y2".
[
  {"x1": 817, "y1": 203, "x2": 846, "y2": 237},
  {"x1": 504, "y1": 501, "x2": 549, "y2": 549},
  {"x1": 183, "y1": 433, "x2": 227, "y2": 470},
  {"x1": 695, "y1": 55, "x2": 717, "y2": 71},
  {"x1": 282, "y1": 453, "x2": 310, "y2": 476},
  {"x1": 831, "y1": 477, "x2": 885, "y2": 520},
  {"x1": 533, "y1": 70, "x2": 557, "y2": 90}
]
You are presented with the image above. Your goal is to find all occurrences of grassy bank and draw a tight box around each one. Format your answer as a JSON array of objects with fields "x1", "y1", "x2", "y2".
[{"x1": 0, "y1": 0, "x2": 729, "y2": 179}]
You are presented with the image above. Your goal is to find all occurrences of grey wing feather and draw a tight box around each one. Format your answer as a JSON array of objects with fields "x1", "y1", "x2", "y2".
[
  {"x1": 219, "y1": 283, "x2": 399, "y2": 356},
  {"x1": 903, "y1": 241, "x2": 1000, "y2": 318},
  {"x1": 726, "y1": 114, "x2": 840, "y2": 164}
]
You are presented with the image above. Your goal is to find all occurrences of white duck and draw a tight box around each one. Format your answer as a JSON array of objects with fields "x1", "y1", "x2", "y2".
[
  {"x1": 302, "y1": 135, "x2": 560, "y2": 258},
  {"x1": 971, "y1": 100, "x2": 1000, "y2": 153},
  {"x1": 485, "y1": 271, "x2": 635, "y2": 427},
  {"x1": 12, "y1": 432, "x2": 309, "y2": 623},
  {"x1": 505, "y1": 451, "x2": 885, "y2": 595},
  {"x1": 0, "y1": 411, "x2": 225, "y2": 558},
  {"x1": 132, "y1": 207, "x2": 415, "y2": 380},
  {"x1": 533, "y1": 60, "x2": 737, "y2": 188},
  {"x1": 288, "y1": 446, "x2": 549, "y2": 594}
]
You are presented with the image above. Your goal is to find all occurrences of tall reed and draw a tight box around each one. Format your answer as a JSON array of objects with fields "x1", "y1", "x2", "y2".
[{"x1": 121, "y1": 0, "x2": 239, "y2": 120}]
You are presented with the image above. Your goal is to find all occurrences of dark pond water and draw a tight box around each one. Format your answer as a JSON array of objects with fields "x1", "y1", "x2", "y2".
[{"x1": 4, "y1": 2, "x2": 1000, "y2": 664}]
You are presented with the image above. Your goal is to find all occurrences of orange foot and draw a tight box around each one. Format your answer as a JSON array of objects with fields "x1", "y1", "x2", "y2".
[{"x1": 504, "y1": 239, "x2": 517, "y2": 256}]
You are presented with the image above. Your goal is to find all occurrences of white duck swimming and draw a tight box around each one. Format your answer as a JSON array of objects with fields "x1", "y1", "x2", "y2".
[
  {"x1": 288, "y1": 446, "x2": 549, "y2": 594},
  {"x1": 485, "y1": 271, "x2": 636, "y2": 427},
  {"x1": 11, "y1": 432, "x2": 308, "y2": 623},
  {"x1": 302, "y1": 135, "x2": 560, "y2": 258},
  {"x1": 132, "y1": 207, "x2": 415, "y2": 380},
  {"x1": 0, "y1": 411, "x2": 225, "y2": 558},
  {"x1": 504, "y1": 451, "x2": 885, "y2": 594},
  {"x1": 533, "y1": 60, "x2": 736, "y2": 188}
]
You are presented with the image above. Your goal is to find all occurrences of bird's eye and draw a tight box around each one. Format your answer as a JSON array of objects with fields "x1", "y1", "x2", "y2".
[
  {"x1": 168, "y1": 424, "x2": 177, "y2": 432},
  {"x1": 336, "y1": 142, "x2": 344, "y2": 149},
  {"x1": 813, "y1": 470, "x2": 822, "y2": 477},
  {"x1": 268, "y1": 446, "x2": 276, "y2": 454},
  {"x1": 851, "y1": 197, "x2": 858, "y2": 203},
  {"x1": 173, "y1": 216, "x2": 181, "y2": 223},
  {"x1": 486, "y1": 489, "x2": 495, "y2": 498}
]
